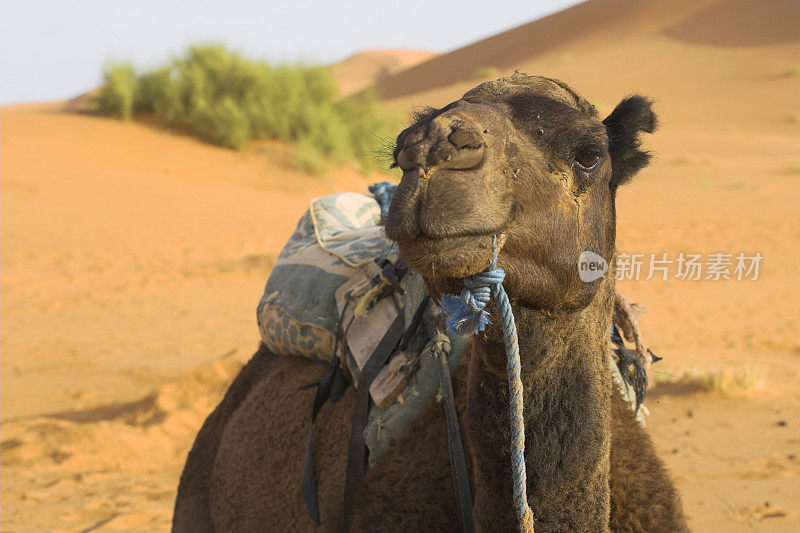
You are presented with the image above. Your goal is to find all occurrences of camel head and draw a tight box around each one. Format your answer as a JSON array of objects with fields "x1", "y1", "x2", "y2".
[{"x1": 385, "y1": 73, "x2": 657, "y2": 310}]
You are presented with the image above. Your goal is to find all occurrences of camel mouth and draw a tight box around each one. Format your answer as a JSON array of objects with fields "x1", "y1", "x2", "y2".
[{"x1": 396, "y1": 232, "x2": 500, "y2": 279}]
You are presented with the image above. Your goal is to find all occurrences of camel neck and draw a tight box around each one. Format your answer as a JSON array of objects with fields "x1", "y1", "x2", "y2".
[{"x1": 463, "y1": 277, "x2": 615, "y2": 531}]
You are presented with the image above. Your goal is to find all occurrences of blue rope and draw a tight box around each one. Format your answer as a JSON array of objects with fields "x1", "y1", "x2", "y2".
[
  {"x1": 440, "y1": 237, "x2": 535, "y2": 533},
  {"x1": 369, "y1": 181, "x2": 398, "y2": 221},
  {"x1": 371, "y1": 182, "x2": 532, "y2": 530}
]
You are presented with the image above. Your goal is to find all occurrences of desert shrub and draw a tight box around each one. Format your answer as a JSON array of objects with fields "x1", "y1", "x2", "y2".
[
  {"x1": 98, "y1": 45, "x2": 398, "y2": 170},
  {"x1": 783, "y1": 162, "x2": 800, "y2": 176},
  {"x1": 191, "y1": 96, "x2": 251, "y2": 148},
  {"x1": 472, "y1": 66, "x2": 500, "y2": 79},
  {"x1": 292, "y1": 140, "x2": 327, "y2": 175},
  {"x1": 338, "y1": 88, "x2": 398, "y2": 174},
  {"x1": 138, "y1": 67, "x2": 183, "y2": 125},
  {"x1": 97, "y1": 63, "x2": 139, "y2": 119},
  {"x1": 651, "y1": 365, "x2": 764, "y2": 395},
  {"x1": 690, "y1": 366, "x2": 764, "y2": 394}
]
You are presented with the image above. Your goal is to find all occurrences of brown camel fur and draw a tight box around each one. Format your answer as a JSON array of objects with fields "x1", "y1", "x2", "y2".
[{"x1": 173, "y1": 74, "x2": 687, "y2": 532}]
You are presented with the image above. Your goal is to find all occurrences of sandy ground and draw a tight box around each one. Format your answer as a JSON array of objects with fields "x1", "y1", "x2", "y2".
[
  {"x1": 0, "y1": 104, "x2": 376, "y2": 531},
  {"x1": 2, "y1": 1, "x2": 800, "y2": 531}
]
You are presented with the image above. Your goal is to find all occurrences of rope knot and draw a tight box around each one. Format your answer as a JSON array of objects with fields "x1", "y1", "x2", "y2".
[{"x1": 440, "y1": 267, "x2": 505, "y2": 335}]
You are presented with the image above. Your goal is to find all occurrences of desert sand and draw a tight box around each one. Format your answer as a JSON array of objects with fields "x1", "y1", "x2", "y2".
[
  {"x1": 333, "y1": 49, "x2": 435, "y2": 95},
  {"x1": 2, "y1": 1, "x2": 800, "y2": 531}
]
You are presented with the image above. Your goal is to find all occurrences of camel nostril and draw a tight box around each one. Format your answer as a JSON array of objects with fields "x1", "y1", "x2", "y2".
[
  {"x1": 403, "y1": 127, "x2": 427, "y2": 149},
  {"x1": 448, "y1": 126, "x2": 483, "y2": 150}
]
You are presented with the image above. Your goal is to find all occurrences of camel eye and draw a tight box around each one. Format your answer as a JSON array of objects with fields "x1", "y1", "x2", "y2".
[{"x1": 574, "y1": 151, "x2": 600, "y2": 172}]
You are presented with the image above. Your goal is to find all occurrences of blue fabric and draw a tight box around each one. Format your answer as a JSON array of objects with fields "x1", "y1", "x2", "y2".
[{"x1": 368, "y1": 181, "x2": 398, "y2": 221}]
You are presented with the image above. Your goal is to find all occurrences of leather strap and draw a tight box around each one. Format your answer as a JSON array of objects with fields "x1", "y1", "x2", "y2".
[
  {"x1": 340, "y1": 312, "x2": 406, "y2": 532},
  {"x1": 437, "y1": 344, "x2": 475, "y2": 533},
  {"x1": 302, "y1": 355, "x2": 349, "y2": 525}
]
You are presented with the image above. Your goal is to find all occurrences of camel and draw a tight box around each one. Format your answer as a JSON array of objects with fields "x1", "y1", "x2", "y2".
[{"x1": 173, "y1": 73, "x2": 687, "y2": 532}]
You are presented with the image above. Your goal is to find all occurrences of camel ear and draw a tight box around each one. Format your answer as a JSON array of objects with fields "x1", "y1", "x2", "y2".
[{"x1": 603, "y1": 95, "x2": 658, "y2": 188}]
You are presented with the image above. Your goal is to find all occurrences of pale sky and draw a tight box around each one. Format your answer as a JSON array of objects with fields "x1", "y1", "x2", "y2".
[{"x1": 0, "y1": 0, "x2": 581, "y2": 105}]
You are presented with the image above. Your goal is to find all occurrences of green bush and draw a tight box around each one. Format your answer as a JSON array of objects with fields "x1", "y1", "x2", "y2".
[
  {"x1": 191, "y1": 96, "x2": 251, "y2": 149},
  {"x1": 472, "y1": 66, "x2": 500, "y2": 80},
  {"x1": 292, "y1": 140, "x2": 327, "y2": 175},
  {"x1": 97, "y1": 63, "x2": 139, "y2": 119},
  {"x1": 138, "y1": 67, "x2": 183, "y2": 125},
  {"x1": 98, "y1": 45, "x2": 398, "y2": 171}
]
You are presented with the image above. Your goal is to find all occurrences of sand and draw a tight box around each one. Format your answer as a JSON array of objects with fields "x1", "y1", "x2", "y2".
[
  {"x1": 2, "y1": 0, "x2": 800, "y2": 530},
  {"x1": 0, "y1": 104, "x2": 376, "y2": 531},
  {"x1": 333, "y1": 49, "x2": 435, "y2": 95}
]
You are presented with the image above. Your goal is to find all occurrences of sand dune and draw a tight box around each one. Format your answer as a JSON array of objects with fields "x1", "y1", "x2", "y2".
[
  {"x1": 373, "y1": 1, "x2": 712, "y2": 100},
  {"x1": 376, "y1": 0, "x2": 800, "y2": 135},
  {"x1": 333, "y1": 49, "x2": 435, "y2": 95},
  {"x1": 663, "y1": 1, "x2": 800, "y2": 47},
  {"x1": 2, "y1": 0, "x2": 800, "y2": 530}
]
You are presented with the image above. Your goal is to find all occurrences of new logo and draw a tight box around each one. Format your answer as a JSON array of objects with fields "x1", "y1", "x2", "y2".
[{"x1": 578, "y1": 251, "x2": 608, "y2": 282}]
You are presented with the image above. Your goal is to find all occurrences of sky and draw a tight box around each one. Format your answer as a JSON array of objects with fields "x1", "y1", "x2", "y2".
[{"x1": 0, "y1": 0, "x2": 581, "y2": 105}]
